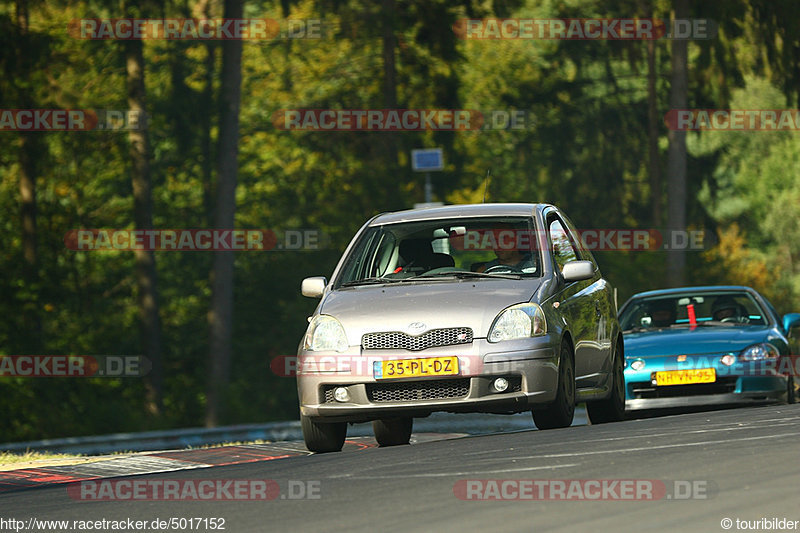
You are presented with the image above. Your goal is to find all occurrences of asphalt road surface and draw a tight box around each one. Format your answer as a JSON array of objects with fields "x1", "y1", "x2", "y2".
[{"x1": 3, "y1": 404, "x2": 799, "y2": 533}]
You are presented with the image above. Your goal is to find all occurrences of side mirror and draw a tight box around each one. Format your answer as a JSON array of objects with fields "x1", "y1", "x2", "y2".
[
  {"x1": 561, "y1": 260, "x2": 594, "y2": 282},
  {"x1": 783, "y1": 313, "x2": 800, "y2": 334},
  {"x1": 301, "y1": 276, "x2": 327, "y2": 298}
]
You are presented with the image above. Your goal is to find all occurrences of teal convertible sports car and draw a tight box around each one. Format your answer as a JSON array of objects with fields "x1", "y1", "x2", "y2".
[{"x1": 619, "y1": 286, "x2": 800, "y2": 411}]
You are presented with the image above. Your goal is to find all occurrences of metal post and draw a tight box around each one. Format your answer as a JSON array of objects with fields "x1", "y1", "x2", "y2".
[{"x1": 424, "y1": 172, "x2": 432, "y2": 203}]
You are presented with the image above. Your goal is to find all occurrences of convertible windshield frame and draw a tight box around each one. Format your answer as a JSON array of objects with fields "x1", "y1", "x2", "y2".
[
  {"x1": 332, "y1": 215, "x2": 543, "y2": 289},
  {"x1": 619, "y1": 290, "x2": 770, "y2": 332}
]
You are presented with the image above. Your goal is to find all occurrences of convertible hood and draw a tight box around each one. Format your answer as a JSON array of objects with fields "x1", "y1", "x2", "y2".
[
  {"x1": 320, "y1": 278, "x2": 543, "y2": 345},
  {"x1": 624, "y1": 326, "x2": 775, "y2": 357}
]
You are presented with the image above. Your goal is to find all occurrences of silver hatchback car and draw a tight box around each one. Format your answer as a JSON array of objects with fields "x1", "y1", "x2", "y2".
[{"x1": 297, "y1": 203, "x2": 625, "y2": 452}]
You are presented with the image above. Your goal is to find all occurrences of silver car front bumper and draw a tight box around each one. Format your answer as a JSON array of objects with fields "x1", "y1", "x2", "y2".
[{"x1": 297, "y1": 337, "x2": 559, "y2": 423}]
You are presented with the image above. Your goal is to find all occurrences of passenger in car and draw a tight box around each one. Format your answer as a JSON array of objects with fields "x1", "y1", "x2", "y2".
[{"x1": 649, "y1": 300, "x2": 675, "y2": 328}]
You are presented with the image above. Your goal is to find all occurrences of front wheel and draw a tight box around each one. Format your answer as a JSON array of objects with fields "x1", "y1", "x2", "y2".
[
  {"x1": 788, "y1": 376, "x2": 797, "y2": 404},
  {"x1": 587, "y1": 337, "x2": 627, "y2": 424},
  {"x1": 373, "y1": 417, "x2": 413, "y2": 446},
  {"x1": 532, "y1": 340, "x2": 575, "y2": 430},
  {"x1": 301, "y1": 414, "x2": 346, "y2": 453}
]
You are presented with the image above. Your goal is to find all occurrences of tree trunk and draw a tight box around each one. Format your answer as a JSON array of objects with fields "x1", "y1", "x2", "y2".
[
  {"x1": 19, "y1": 135, "x2": 37, "y2": 268},
  {"x1": 206, "y1": 0, "x2": 244, "y2": 427},
  {"x1": 194, "y1": 0, "x2": 216, "y2": 224},
  {"x1": 645, "y1": 3, "x2": 661, "y2": 226},
  {"x1": 202, "y1": 43, "x2": 216, "y2": 224},
  {"x1": 16, "y1": 0, "x2": 35, "y2": 266},
  {"x1": 666, "y1": 0, "x2": 689, "y2": 287},
  {"x1": 382, "y1": 0, "x2": 397, "y2": 110},
  {"x1": 16, "y1": 0, "x2": 42, "y2": 349},
  {"x1": 381, "y1": 0, "x2": 400, "y2": 202},
  {"x1": 125, "y1": 29, "x2": 164, "y2": 416}
]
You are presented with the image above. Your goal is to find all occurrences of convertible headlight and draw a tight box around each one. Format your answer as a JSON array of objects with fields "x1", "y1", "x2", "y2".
[
  {"x1": 488, "y1": 303, "x2": 546, "y2": 343},
  {"x1": 739, "y1": 342, "x2": 779, "y2": 361},
  {"x1": 304, "y1": 315, "x2": 349, "y2": 352}
]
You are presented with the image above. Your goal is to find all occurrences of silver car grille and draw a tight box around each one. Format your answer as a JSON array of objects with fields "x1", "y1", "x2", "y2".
[
  {"x1": 362, "y1": 327, "x2": 473, "y2": 351},
  {"x1": 366, "y1": 378, "x2": 470, "y2": 403}
]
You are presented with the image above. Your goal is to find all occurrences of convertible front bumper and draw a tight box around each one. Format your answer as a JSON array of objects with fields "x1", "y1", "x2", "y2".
[{"x1": 625, "y1": 374, "x2": 788, "y2": 411}]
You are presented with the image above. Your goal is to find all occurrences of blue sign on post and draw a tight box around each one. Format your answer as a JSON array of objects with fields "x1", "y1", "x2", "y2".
[{"x1": 411, "y1": 148, "x2": 444, "y2": 172}]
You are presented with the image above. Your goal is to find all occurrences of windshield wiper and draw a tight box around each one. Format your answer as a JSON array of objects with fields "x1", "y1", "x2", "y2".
[
  {"x1": 342, "y1": 270, "x2": 524, "y2": 287},
  {"x1": 406, "y1": 271, "x2": 522, "y2": 281},
  {"x1": 622, "y1": 327, "x2": 647, "y2": 333},
  {"x1": 339, "y1": 277, "x2": 403, "y2": 287}
]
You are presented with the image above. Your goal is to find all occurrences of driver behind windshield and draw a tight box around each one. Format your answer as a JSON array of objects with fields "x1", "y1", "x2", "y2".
[
  {"x1": 712, "y1": 295, "x2": 743, "y2": 322},
  {"x1": 475, "y1": 226, "x2": 535, "y2": 273}
]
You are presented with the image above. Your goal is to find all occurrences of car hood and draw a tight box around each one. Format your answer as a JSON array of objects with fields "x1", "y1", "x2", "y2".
[
  {"x1": 624, "y1": 325, "x2": 775, "y2": 357},
  {"x1": 320, "y1": 278, "x2": 544, "y2": 345}
]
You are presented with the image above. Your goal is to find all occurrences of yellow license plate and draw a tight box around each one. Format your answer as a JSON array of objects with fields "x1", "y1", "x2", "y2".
[
  {"x1": 374, "y1": 356, "x2": 459, "y2": 380},
  {"x1": 654, "y1": 368, "x2": 716, "y2": 386}
]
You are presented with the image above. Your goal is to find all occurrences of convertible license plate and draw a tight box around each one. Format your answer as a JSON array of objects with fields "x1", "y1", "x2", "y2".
[
  {"x1": 654, "y1": 368, "x2": 716, "y2": 386},
  {"x1": 374, "y1": 356, "x2": 459, "y2": 380}
]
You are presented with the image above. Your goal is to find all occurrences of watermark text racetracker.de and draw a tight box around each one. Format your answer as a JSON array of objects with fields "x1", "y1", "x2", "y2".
[
  {"x1": 453, "y1": 18, "x2": 717, "y2": 40},
  {"x1": 64, "y1": 229, "x2": 323, "y2": 251},
  {"x1": 662, "y1": 354, "x2": 800, "y2": 378},
  {"x1": 0, "y1": 355, "x2": 149, "y2": 378},
  {"x1": 0, "y1": 109, "x2": 145, "y2": 131},
  {"x1": 446, "y1": 228, "x2": 705, "y2": 252},
  {"x1": 454, "y1": 479, "x2": 716, "y2": 501},
  {"x1": 272, "y1": 109, "x2": 533, "y2": 131},
  {"x1": 665, "y1": 109, "x2": 800, "y2": 131},
  {"x1": 273, "y1": 354, "x2": 479, "y2": 378},
  {"x1": 69, "y1": 18, "x2": 325, "y2": 40},
  {"x1": 67, "y1": 479, "x2": 321, "y2": 501},
  {"x1": 272, "y1": 355, "x2": 558, "y2": 378}
]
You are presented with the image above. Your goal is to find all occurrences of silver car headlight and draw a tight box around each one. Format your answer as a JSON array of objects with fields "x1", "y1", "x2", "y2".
[
  {"x1": 488, "y1": 303, "x2": 546, "y2": 343},
  {"x1": 739, "y1": 342, "x2": 779, "y2": 361},
  {"x1": 304, "y1": 315, "x2": 348, "y2": 352}
]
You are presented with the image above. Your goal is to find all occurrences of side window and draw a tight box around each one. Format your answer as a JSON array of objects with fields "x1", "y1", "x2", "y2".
[
  {"x1": 560, "y1": 212, "x2": 597, "y2": 267},
  {"x1": 549, "y1": 218, "x2": 578, "y2": 271},
  {"x1": 371, "y1": 232, "x2": 397, "y2": 276},
  {"x1": 763, "y1": 298, "x2": 782, "y2": 328},
  {"x1": 339, "y1": 230, "x2": 377, "y2": 283}
]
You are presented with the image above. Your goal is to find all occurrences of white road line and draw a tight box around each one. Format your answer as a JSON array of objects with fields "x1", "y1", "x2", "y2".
[
  {"x1": 495, "y1": 431, "x2": 800, "y2": 460},
  {"x1": 241, "y1": 444, "x2": 311, "y2": 453},
  {"x1": 329, "y1": 463, "x2": 579, "y2": 480},
  {"x1": 548, "y1": 421, "x2": 798, "y2": 445},
  {"x1": 461, "y1": 418, "x2": 800, "y2": 457}
]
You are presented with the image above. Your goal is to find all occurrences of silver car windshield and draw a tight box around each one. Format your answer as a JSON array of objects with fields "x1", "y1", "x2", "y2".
[
  {"x1": 335, "y1": 216, "x2": 542, "y2": 288},
  {"x1": 620, "y1": 291, "x2": 768, "y2": 331}
]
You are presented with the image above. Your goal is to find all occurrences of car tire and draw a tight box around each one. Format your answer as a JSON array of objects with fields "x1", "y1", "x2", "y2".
[
  {"x1": 587, "y1": 337, "x2": 627, "y2": 424},
  {"x1": 532, "y1": 340, "x2": 575, "y2": 430},
  {"x1": 301, "y1": 414, "x2": 346, "y2": 453},
  {"x1": 373, "y1": 417, "x2": 413, "y2": 447},
  {"x1": 788, "y1": 376, "x2": 797, "y2": 404}
]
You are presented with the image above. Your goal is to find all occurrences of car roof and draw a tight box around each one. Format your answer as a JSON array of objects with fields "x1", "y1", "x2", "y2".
[
  {"x1": 628, "y1": 285, "x2": 756, "y2": 299},
  {"x1": 368, "y1": 203, "x2": 551, "y2": 226}
]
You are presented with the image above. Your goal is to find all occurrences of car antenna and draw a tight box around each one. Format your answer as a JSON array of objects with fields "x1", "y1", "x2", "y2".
[{"x1": 482, "y1": 168, "x2": 491, "y2": 203}]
